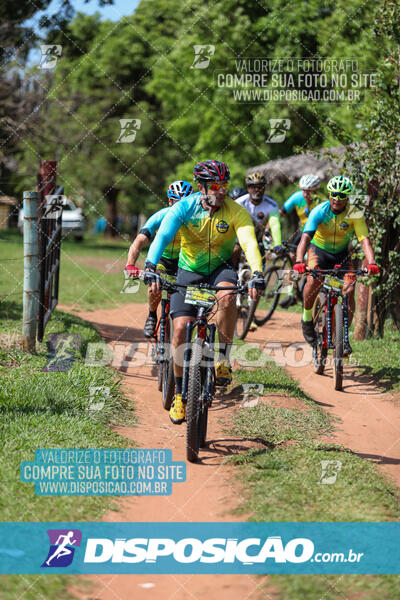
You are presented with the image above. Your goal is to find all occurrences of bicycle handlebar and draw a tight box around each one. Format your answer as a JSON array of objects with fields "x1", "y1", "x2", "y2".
[
  {"x1": 130, "y1": 269, "x2": 249, "y2": 294},
  {"x1": 305, "y1": 267, "x2": 367, "y2": 276}
]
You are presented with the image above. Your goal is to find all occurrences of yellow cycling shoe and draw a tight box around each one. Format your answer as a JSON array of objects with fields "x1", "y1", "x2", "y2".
[
  {"x1": 215, "y1": 360, "x2": 232, "y2": 387},
  {"x1": 169, "y1": 393, "x2": 186, "y2": 424}
]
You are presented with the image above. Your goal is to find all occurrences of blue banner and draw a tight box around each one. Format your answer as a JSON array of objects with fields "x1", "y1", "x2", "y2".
[{"x1": 0, "y1": 522, "x2": 399, "y2": 574}]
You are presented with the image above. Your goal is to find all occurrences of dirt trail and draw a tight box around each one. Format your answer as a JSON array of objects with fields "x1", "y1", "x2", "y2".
[
  {"x1": 246, "y1": 311, "x2": 400, "y2": 486},
  {"x1": 65, "y1": 302, "x2": 273, "y2": 600},
  {"x1": 64, "y1": 302, "x2": 400, "y2": 599}
]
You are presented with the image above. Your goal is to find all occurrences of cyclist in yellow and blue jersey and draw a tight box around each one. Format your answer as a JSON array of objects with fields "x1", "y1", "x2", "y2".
[
  {"x1": 125, "y1": 180, "x2": 193, "y2": 338},
  {"x1": 278, "y1": 174, "x2": 323, "y2": 308},
  {"x1": 280, "y1": 174, "x2": 323, "y2": 239},
  {"x1": 294, "y1": 175, "x2": 379, "y2": 352},
  {"x1": 144, "y1": 159, "x2": 265, "y2": 424}
]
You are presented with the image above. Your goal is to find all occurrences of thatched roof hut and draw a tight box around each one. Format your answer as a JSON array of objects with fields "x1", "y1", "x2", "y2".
[{"x1": 249, "y1": 146, "x2": 345, "y2": 186}]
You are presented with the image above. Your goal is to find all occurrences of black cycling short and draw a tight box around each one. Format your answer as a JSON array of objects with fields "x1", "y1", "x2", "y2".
[
  {"x1": 171, "y1": 262, "x2": 238, "y2": 318},
  {"x1": 307, "y1": 243, "x2": 353, "y2": 280},
  {"x1": 156, "y1": 256, "x2": 178, "y2": 277}
]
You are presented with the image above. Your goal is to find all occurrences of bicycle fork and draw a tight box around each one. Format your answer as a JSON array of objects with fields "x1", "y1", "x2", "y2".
[
  {"x1": 342, "y1": 294, "x2": 350, "y2": 349},
  {"x1": 158, "y1": 298, "x2": 169, "y2": 365},
  {"x1": 326, "y1": 294, "x2": 334, "y2": 349},
  {"x1": 182, "y1": 320, "x2": 193, "y2": 404},
  {"x1": 203, "y1": 323, "x2": 216, "y2": 407}
]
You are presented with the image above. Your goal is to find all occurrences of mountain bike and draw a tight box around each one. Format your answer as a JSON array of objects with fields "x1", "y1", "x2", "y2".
[
  {"x1": 143, "y1": 276, "x2": 248, "y2": 462},
  {"x1": 128, "y1": 270, "x2": 175, "y2": 410},
  {"x1": 311, "y1": 267, "x2": 366, "y2": 391},
  {"x1": 235, "y1": 255, "x2": 257, "y2": 340},
  {"x1": 181, "y1": 282, "x2": 248, "y2": 462},
  {"x1": 154, "y1": 273, "x2": 176, "y2": 410},
  {"x1": 254, "y1": 240, "x2": 306, "y2": 326}
]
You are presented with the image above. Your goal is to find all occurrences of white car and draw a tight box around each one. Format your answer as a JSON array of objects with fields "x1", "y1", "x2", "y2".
[{"x1": 19, "y1": 197, "x2": 85, "y2": 241}]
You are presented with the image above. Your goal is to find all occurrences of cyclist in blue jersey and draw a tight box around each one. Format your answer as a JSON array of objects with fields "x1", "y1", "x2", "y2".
[
  {"x1": 280, "y1": 174, "x2": 322, "y2": 242},
  {"x1": 125, "y1": 180, "x2": 193, "y2": 337}
]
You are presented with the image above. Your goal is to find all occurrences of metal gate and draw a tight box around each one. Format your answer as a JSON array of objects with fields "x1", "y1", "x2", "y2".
[{"x1": 37, "y1": 185, "x2": 64, "y2": 342}]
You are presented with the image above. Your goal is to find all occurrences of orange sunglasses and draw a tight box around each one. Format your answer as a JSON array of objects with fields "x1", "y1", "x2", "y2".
[{"x1": 208, "y1": 181, "x2": 229, "y2": 191}]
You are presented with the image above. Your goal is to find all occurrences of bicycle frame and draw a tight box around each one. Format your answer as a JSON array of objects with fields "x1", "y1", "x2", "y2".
[
  {"x1": 137, "y1": 271, "x2": 245, "y2": 405},
  {"x1": 322, "y1": 288, "x2": 349, "y2": 350}
]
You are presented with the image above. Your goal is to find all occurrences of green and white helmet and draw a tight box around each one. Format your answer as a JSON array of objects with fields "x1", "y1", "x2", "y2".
[
  {"x1": 327, "y1": 175, "x2": 353, "y2": 195},
  {"x1": 299, "y1": 174, "x2": 320, "y2": 189}
]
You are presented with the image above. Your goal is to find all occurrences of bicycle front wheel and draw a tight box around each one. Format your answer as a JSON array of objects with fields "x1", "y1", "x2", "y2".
[
  {"x1": 254, "y1": 265, "x2": 281, "y2": 326},
  {"x1": 157, "y1": 342, "x2": 163, "y2": 392},
  {"x1": 162, "y1": 319, "x2": 175, "y2": 410},
  {"x1": 333, "y1": 303, "x2": 344, "y2": 391},
  {"x1": 186, "y1": 337, "x2": 205, "y2": 463}
]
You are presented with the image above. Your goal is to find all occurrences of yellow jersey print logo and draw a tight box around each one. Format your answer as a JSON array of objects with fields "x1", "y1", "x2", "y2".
[{"x1": 216, "y1": 220, "x2": 229, "y2": 234}]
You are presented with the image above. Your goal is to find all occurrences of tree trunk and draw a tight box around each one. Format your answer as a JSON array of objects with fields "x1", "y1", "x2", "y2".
[
  {"x1": 104, "y1": 187, "x2": 118, "y2": 237},
  {"x1": 354, "y1": 259, "x2": 369, "y2": 341}
]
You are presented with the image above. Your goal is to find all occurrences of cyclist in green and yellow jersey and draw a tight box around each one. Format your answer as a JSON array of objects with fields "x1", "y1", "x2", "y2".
[
  {"x1": 294, "y1": 175, "x2": 379, "y2": 353},
  {"x1": 144, "y1": 160, "x2": 265, "y2": 424}
]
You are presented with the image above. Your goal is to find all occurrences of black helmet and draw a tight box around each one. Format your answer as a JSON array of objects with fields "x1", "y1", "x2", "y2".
[
  {"x1": 229, "y1": 187, "x2": 246, "y2": 200},
  {"x1": 193, "y1": 159, "x2": 230, "y2": 183},
  {"x1": 245, "y1": 171, "x2": 266, "y2": 185}
]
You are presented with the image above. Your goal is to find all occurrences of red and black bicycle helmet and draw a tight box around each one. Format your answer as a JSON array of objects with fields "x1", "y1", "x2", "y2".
[{"x1": 193, "y1": 159, "x2": 230, "y2": 182}]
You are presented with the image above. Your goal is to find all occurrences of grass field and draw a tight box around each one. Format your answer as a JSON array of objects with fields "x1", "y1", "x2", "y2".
[
  {"x1": 0, "y1": 230, "x2": 148, "y2": 310},
  {"x1": 229, "y1": 364, "x2": 400, "y2": 599},
  {"x1": 352, "y1": 325, "x2": 400, "y2": 393},
  {"x1": 0, "y1": 302, "x2": 135, "y2": 599}
]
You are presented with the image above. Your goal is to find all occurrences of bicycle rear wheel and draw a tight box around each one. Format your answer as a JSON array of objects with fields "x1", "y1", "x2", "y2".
[
  {"x1": 312, "y1": 294, "x2": 327, "y2": 375},
  {"x1": 186, "y1": 337, "x2": 205, "y2": 463},
  {"x1": 235, "y1": 294, "x2": 257, "y2": 340},
  {"x1": 298, "y1": 274, "x2": 306, "y2": 301},
  {"x1": 333, "y1": 303, "x2": 344, "y2": 391},
  {"x1": 162, "y1": 356, "x2": 175, "y2": 410},
  {"x1": 254, "y1": 265, "x2": 281, "y2": 326}
]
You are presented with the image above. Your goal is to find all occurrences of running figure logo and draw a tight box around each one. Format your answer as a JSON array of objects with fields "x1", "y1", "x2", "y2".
[
  {"x1": 319, "y1": 460, "x2": 342, "y2": 485},
  {"x1": 41, "y1": 530, "x2": 82, "y2": 568},
  {"x1": 39, "y1": 45, "x2": 62, "y2": 69},
  {"x1": 117, "y1": 119, "x2": 142, "y2": 143},
  {"x1": 266, "y1": 119, "x2": 291, "y2": 143},
  {"x1": 191, "y1": 45, "x2": 215, "y2": 69}
]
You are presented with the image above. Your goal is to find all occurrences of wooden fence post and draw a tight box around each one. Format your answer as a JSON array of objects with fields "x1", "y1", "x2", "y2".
[{"x1": 22, "y1": 191, "x2": 39, "y2": 353}]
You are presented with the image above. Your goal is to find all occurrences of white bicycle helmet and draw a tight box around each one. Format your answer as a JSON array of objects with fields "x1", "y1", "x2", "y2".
[{"x1": 299, "y1": 174, "x2": 320, "y2": 190}]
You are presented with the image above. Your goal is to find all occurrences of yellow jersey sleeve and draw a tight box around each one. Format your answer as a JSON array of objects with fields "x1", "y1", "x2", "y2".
[
  {"x1": 353, "y1": 217, "x2": 369, "y2": 243},
  {"x1": 234, "y1": 204, "x2": 263, "y2": 273}
]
